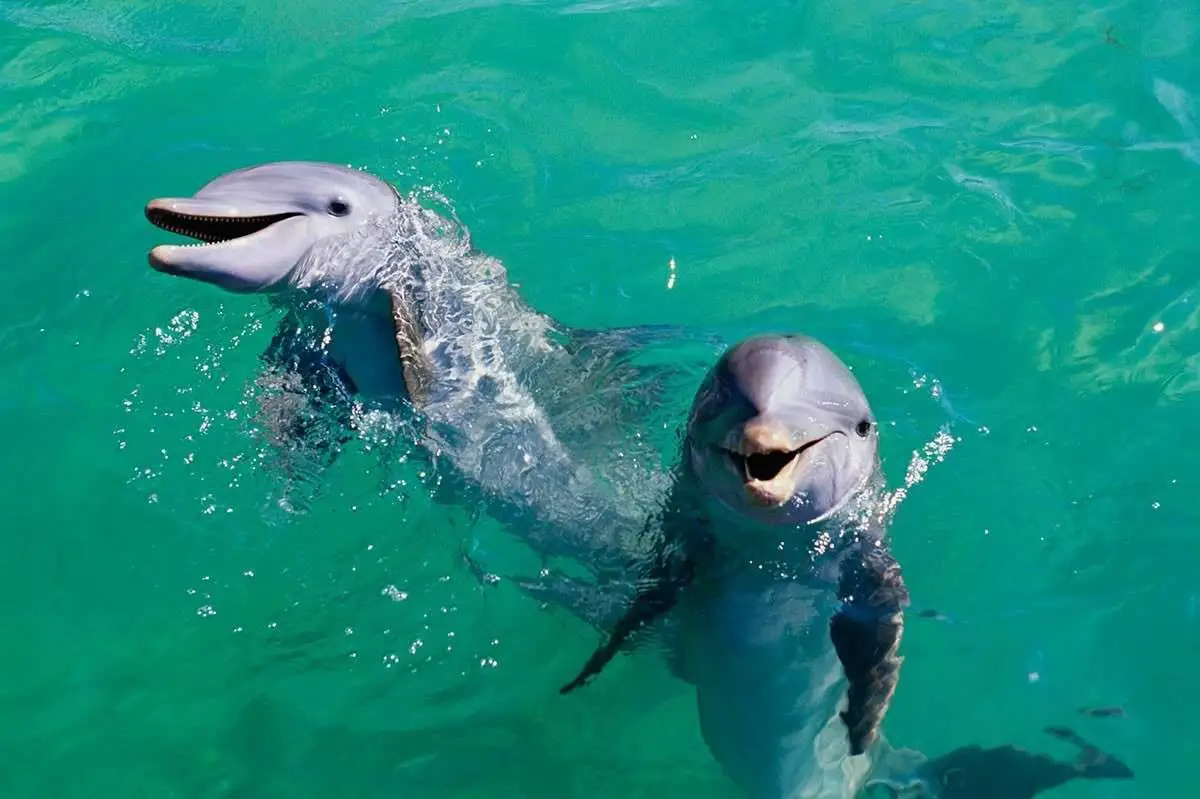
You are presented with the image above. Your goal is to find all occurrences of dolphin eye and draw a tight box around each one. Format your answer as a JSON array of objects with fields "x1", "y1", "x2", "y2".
[
  {"x1": 328, "y1": 199, "x2": 351, "y2": 217},
  {"x1": 855, "y1": 419, "x2": 872, "y2": 437}
]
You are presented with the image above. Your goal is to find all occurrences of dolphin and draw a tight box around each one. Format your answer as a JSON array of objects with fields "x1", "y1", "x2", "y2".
[
  {"x1": 143, "y1": 160, "x2": 714, "y2": 564},
  {"x1": 485, "y1": 333, "x2": 936, "y2": 798}
]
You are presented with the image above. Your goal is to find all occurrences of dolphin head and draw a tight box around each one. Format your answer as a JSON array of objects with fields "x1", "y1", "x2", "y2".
[
  {"x1": 685, "y1": 333, "x2": 879, "y2": 531},
  {"x1": 144, "y1": 161, "x2": 401, "y2": 293}
]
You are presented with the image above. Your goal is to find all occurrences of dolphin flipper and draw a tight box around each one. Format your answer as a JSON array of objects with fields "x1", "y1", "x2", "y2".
[
  {"x1": 253, "y1": 308, "x2": 356, "y2": 512},
  {"x1": 829, "y1": 540, "x2": 910, "y2": 757},
  {"x1": 385, "y1": 284, "x2": 436, "y2": 409},
  {"x1": 519, "y1": 569, "x2": 692, "y2": 683},
  {"x1": 828, "y1": 542, "x2": 940, "y2": 796},
  {"x1": 518, "y1": 572, "x2": 634, "y2": 632},
  {"x1": 556, "y1": 526, "x2": 701, "y2": 694},
  {"x1": 460, "y1": 546, "x2": 692, "y2": 683}
]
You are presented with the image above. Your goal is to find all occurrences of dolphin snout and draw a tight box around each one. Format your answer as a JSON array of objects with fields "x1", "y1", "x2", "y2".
[{"x1": 738, "y1": 418, "x2": 796, "y2": 455}]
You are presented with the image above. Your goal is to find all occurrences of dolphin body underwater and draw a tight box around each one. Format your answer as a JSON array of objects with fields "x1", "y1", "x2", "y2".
[
  {"x1": 143, "y1": 160, "x2": 705, "y2": 567},
  {"x1": 491, "y1": 334, "x2": 937, "y2": 798}
]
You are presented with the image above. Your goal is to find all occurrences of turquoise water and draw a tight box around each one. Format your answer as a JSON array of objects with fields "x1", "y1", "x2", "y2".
[{"x1": 1, "y1": 0, "x2": 1197, "y2": 795}]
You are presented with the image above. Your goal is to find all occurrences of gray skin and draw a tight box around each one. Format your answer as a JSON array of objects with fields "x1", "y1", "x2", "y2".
[
  {"x1": 144, "y1": 160, "x2": 708, "y2": 566},
  {"x1": 144, "y1": 164, "x2": 927, "y2": 795},
  {"x1": 493, "y1": 334, "x2": 933, "y2": 798}
]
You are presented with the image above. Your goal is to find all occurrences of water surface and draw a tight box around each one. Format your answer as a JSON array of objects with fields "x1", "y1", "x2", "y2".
[{"x1": 0, "y1": 0, "x2": 1197, "y2": 796}]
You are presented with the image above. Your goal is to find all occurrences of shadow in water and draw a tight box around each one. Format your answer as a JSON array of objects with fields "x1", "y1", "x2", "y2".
[{"x1": 918, "y1": 725, "x2": 1134, "y2": 798}]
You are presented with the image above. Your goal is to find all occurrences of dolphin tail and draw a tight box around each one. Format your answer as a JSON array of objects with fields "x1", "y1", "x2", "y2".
[{"x1": 860, "y1": 734, "x2": 940, "y2": 798}]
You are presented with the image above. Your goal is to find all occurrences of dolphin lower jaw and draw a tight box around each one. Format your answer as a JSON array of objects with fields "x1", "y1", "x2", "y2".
[{"x1": 738, "y1": 452, "x2": 802, "y2": 507}]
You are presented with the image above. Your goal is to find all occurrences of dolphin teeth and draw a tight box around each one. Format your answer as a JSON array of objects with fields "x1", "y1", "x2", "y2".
[{"x1": 145, "y1": 209, "x2": 302, "y2": 245}]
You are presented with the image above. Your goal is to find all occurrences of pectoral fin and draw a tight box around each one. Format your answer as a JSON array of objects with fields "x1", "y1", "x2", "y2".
[
  {"x1": 460, "y1": 544, "x2": 693, "y2": 684},
  {"x1": 252, "y1": 309, "x2": 356, "y2": 513},
  {"x1": 829, "y1": 541, "x2": 910, "y2": 756},
  {"x1": 386, "y1": 285, "x2": 435, "y2": 408},
  {"x1": 558, "y1": 544, "x2": 696, "y2": 694}
]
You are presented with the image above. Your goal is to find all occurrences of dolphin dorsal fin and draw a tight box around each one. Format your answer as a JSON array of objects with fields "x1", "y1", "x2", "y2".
[{"x1": 385, "y1": 284, "x2": 435, "y2": 408}]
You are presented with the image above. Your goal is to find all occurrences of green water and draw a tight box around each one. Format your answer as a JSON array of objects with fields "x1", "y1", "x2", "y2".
[{"x1": 1, "y1": 0, "x2": 1196, "y2": 795}]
